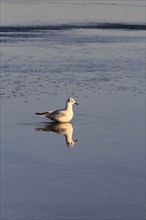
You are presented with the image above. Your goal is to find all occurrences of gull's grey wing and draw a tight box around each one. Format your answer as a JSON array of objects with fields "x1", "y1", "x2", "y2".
[
  {"x1": 50, "y1": 110, "x2": 67, "y2": 119},
  {"x1": 49, "y1": 110, "x2": 66, "y2": 121}
]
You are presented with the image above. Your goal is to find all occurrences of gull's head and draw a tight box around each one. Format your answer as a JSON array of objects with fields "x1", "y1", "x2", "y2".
[{"x1": 67, "y1": 98, "x2": 78, "y2": 106}]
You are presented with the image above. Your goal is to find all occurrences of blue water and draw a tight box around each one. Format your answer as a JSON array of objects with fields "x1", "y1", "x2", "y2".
[{"x1": 1, "y1": 1, "x2": 146, "y2": 220}]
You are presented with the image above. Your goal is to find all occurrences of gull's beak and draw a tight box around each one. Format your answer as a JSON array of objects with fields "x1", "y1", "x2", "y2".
[{"x1": 75, "y1": 102, "x2": 79, "y2": 105}]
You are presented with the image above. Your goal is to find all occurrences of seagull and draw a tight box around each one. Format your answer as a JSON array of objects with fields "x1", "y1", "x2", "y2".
[{"x1": 35, "y1": 98, "x2": 78, "y2": 123}]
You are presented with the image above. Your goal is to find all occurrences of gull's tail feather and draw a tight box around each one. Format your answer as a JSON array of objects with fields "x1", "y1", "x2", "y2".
[
  {"x1": 35, "y1": 112, "x2": 49, "y2": 115},
  {"x1": 35, "y1": 111, "x2": 52, "y2": 118}
]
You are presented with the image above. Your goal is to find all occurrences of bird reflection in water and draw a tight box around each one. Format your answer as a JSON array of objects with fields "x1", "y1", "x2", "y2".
[{"x1": 35, "y1": 122, "x2": 78, "y2": 148}]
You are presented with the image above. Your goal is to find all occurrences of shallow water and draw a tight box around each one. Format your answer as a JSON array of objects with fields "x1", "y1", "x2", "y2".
[
  {"x1": 1, "y1": 94, "x2": 145, "y2": 220},
  {"x1": 1, "y1": 1, "x2": 146, "y2": 220}
]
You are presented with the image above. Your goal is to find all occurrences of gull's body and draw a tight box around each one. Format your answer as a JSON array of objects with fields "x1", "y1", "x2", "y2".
[{"x1": 35, "y1": 98, "x2": 78, "y2": 123}]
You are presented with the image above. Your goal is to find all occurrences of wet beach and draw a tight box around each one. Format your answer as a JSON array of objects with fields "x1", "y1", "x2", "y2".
[{"x1": 1, "y1": 1, "x2": 145, "y2": 219}]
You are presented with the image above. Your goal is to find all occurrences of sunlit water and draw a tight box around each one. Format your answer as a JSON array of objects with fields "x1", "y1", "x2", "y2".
[{"x1": 1, "y1": 1, "x2": 145, "y2": 220}]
